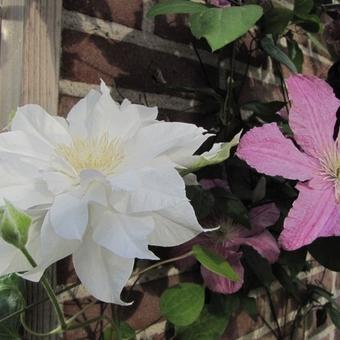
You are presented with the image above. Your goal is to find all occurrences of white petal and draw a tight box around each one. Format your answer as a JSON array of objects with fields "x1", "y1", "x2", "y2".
[
  {"x1": 50, "y1": 193, "x2": 88, "y2": 240},
  {"x1": 114, "y1": 165, "x2": 186, "y2": 213},
  {"x1": 120, "y1": 99, "x2": 158, "y2": 122},
  {"x1": 67, "y1": 89, "x2": 101, "y2": 139},
  {"x1": 0, "y1": 157, "x2": 52, "y2": 209},
  {"x1": 92, "y1": 209, "x2": 157, "y2": 260},
  {"x1": 23, "y1": 213, "x2": 81, "y2": 282},
  {"x1": 125, "y1": 122, "x2": 209, "y2": 166},
  {"x1": 0, "y1": 239, "x2": 22, "y2": 275},
  {"x1": 41, "y1": 171, "x2": 74, "y2": 196},
  {"x1": 87, "y1": 80, "x2": 140, "y2": 139},
  {"x1": 149, "y1": 201, "x2": 204, "y2": 247},
  {"x1": 0, "y1": 131, "x2": 53, "y2": 162},
  {"x1": 73, "y1": 237, "x2": 134, "y2": 304},
  {"x1": 12, "y1": 104, "x2": 72, "y2": 147}
]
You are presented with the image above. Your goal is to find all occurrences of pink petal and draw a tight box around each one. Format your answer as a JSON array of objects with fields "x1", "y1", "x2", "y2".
[
  {"x1": 279, "y1": 183, "x2": 337, "y2": 250},
  {"x1": 200, "y1": 178, "x2": 229, "y2": 191},
  {"x1": 237, "y1": 123, "x2": 317, "y2": 181},
  {"x1": 317, "y1": 205, "x2": 340, "y2": 237},
  {"x1": 239, "y1": 230, "x2": 280, "y2": 263},
  {"x1": 201, "y1": 250, "x2": 244, "y2": 294},
  {"x1": 287, "y1": 75, "x2": 340, "y2": 157},
  {"x1": 250, "y1": 203, "x2": 280, "y2": 232}
]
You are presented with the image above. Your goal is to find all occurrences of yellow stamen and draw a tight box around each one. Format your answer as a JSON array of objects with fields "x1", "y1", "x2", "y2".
[
  {"x1": 56, "y1": 134, "x2": 123, "y2": 175},
  {"x1": 320, "y1": 141, "x2": 340, "y2": 202}
]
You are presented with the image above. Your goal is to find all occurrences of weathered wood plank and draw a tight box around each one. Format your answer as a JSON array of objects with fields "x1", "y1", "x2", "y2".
[{"x1": 0, "y1": 1, "x2": 62, "y2": 339}]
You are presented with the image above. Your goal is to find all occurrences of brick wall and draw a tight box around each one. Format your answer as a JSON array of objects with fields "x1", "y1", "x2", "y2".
[{"x1": 57, "y1": 1, "x2": 338, "y2": 339}]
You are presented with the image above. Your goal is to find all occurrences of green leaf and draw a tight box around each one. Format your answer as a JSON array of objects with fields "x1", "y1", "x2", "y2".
[
  {"x1": 176, "y1": 306, "x2": 229, "y2": 340},
  {"x1": 0, "y1": 200, "x2": 31, "y2": 249},
  {"x1": 147, "y1": 0, "x2": 206, "y2": 17},
  {"x1": 264, "y1": 8, "x2": 293, "y2": 35},
  {"x1": 261, "y1": 35, "x2": 298, "y2": 73},
  {"x1": 0, "y1": 275, "x2": 25, "y2": 340},
  {"x1": 273, "y1": 264, "x2": 305, "y2": 303},
  {"x1": 103, "y1": 322, "x2": 135, "y2": 340},
  {"x1": 294, "y1": 0, "x2": 313, "y2": 16},
  {"x1": 294, "y1": 13, "x2": 321, "y2": 33},
  {"x1": 181, "y1": 131, "x2": 241, "y2": 176},
  {"x1": 160, "y1": 283, "x2": 205, "y2": 326},
  {"x1": 186, "y1": 185, "x2": 215, "y2": 220},
  {"x1": 287, "y1": 39, "x2": 304, "y2": 73},
  {"x1": 192, "y1": 245, "x2": 239, "y2": 281},
  {"x1": 280, "y1": 248, "x2": 307, "y2": 277},
  {"x1": 189, "y1": 5, "x2": 263, "y2": 51},
  {"x1": 326, "y1": 303, "x2": 340, "y2": 329},
  {"x1": 308, "y1": 237, "x2": 340, "y2": 271}
]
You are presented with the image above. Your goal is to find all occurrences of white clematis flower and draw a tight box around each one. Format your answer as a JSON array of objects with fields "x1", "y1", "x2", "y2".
[{"x1": 0, "y1": 81, "x2": 217, "y2": 304}]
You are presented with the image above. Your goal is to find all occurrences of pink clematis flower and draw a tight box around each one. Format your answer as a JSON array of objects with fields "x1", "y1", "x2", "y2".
[
  {"x1": 207, "y1": 0, "x2": 231, "y2": 7},
  {"x1": 171, "y1": 180, "x2": 280, "y2": 294},
  {"x1": 237, "y1": 75, "x2": 340, "y2": 250}
]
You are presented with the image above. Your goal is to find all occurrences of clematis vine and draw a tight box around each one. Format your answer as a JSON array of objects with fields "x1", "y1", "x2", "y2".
[
  {"x1": 172, "y1": 179, "x2": 280, "y2": 294},
  {"x1": 0, "y1": 81, "x2": 230, "y2": 304},
  {"x1": 237, "y1": 75, "x2": 340, "y2": 250}
]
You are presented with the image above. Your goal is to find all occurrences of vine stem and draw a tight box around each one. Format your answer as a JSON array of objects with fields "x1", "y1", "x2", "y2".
[
  {"x1": 129, "y1": 250, "x2": 193, "y2": 291},
  {"x1": 264, "y1": 286, "x2": 284, "y2": 340},
  {"x1": 20, "y1": 247, "x2": 68, "y2": 331}
]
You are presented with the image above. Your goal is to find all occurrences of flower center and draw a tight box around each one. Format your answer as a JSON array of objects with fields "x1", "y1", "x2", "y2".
[
  {"x1": 320, "y1": 142, "x2": 340, "y2": 202},
  {"x1": 56, "y1": 134, "x2": 124, "y2": 175}
]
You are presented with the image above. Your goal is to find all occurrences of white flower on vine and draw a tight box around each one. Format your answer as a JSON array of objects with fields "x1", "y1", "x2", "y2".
[{"x1": 0, "y1": 81, "x2": 218, "y2": 304}]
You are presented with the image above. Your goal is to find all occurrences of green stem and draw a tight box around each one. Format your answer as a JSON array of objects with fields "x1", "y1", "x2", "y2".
[
  {"x1": 20, "y1": 313, "x2": 62, "y2": 337},
  {"x1": 20, "y1": 247, "x2": 68, "y2": 331},
  {"x1": 0, "y1": 282, "x2": 80, "y2": 324},
  {"x1": 129, "y1": 250, "x2": 193, "y2": 291}
]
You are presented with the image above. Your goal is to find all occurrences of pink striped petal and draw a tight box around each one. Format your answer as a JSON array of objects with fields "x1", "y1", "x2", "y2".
[
  {"x1": 201, "y1": 250, "x2": 244, "y2": 294},
  {"x1": 287, "y1": 75, "x2": 340, "y2": 157},
  {"x1": 279, "y1": 183, "x2": 337, "y2": 250},
  {"x1": 238, "y1": 230, "x2": 280, "y2": 263},
  {"x1": 237, "y1": 123, "x2": 316, "y2": 181},
  {"x1": 250, "y1": 203, "x2": 280, "y2": 233}
]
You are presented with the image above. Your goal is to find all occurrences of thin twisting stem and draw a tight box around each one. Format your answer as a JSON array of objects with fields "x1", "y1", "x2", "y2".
[{"x1": 20, "y1": 247, "x2": 68, "y2": 331}]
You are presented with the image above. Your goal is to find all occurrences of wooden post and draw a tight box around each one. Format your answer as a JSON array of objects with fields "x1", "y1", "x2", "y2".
[{"x1": 0, "y1": 1, "x2": 62, "y2": 339}]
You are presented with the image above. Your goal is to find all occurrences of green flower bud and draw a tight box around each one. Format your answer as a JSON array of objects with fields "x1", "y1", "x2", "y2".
[{"x1": 0, "y1": 200, "x2": 31, "y2": 249}]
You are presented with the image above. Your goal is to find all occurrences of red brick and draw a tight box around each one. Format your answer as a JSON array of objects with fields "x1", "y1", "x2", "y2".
[
  {"x1": 63, "y1": 0, "x2": 143, "y2": 29},
  {"x1": 61, "y1": 30, "x2": 218, "y2": 94}
]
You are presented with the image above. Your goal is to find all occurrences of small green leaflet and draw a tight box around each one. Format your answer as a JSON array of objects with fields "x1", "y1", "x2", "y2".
[
  {"x1": 192, "y1": 245, "x2": 239, "y2": 281},
  {"x1": 160, "y1": 283, "x2": 205, "y2": 326},
  {"x1": 261, "y1": 35, "x2": 298, "y2": 73},
  {"x1": 181, "y1": 131, "x2": 241, "y2": 176},
  {"x1": 189, "y1": 5, "x2": 263, "y2": 51},
  {"x1": 147, "y1": 0, "x2": 206, "y2": 17}
]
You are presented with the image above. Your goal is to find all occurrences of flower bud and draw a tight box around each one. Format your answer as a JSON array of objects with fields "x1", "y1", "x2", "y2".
[{"x1": 0, "y1": 200, "x2": 31, "y2": 249}]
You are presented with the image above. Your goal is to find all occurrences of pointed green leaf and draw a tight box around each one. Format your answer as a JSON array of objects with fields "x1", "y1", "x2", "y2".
[
  {"x1": 287, "y1": 39, "x2": 304, "y2": 73},
  {"x1": 189, "y1": 5, "x2": 263, "y2": 51},
  {"x1": 181, "y1": 132, "x2": 240, "y2": 176},
  {"x1": 192, "y1": 245, "x2": 239, "y2": 281},
  {"x1": 147, "y1": 0, "x2": 206, "y2": 17},
  {"x1": 261, "y1": 35, "x2": 298, "y2": 73},
  {"x1": 264, "y1": 7, "x2": 293, "y2": 35},
  {"x1": 160, "y1": 283, "x2": 205, "y2": 326},
  {"x1": 294, "y1": 0, "x2": 313, "y2": 16}
]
